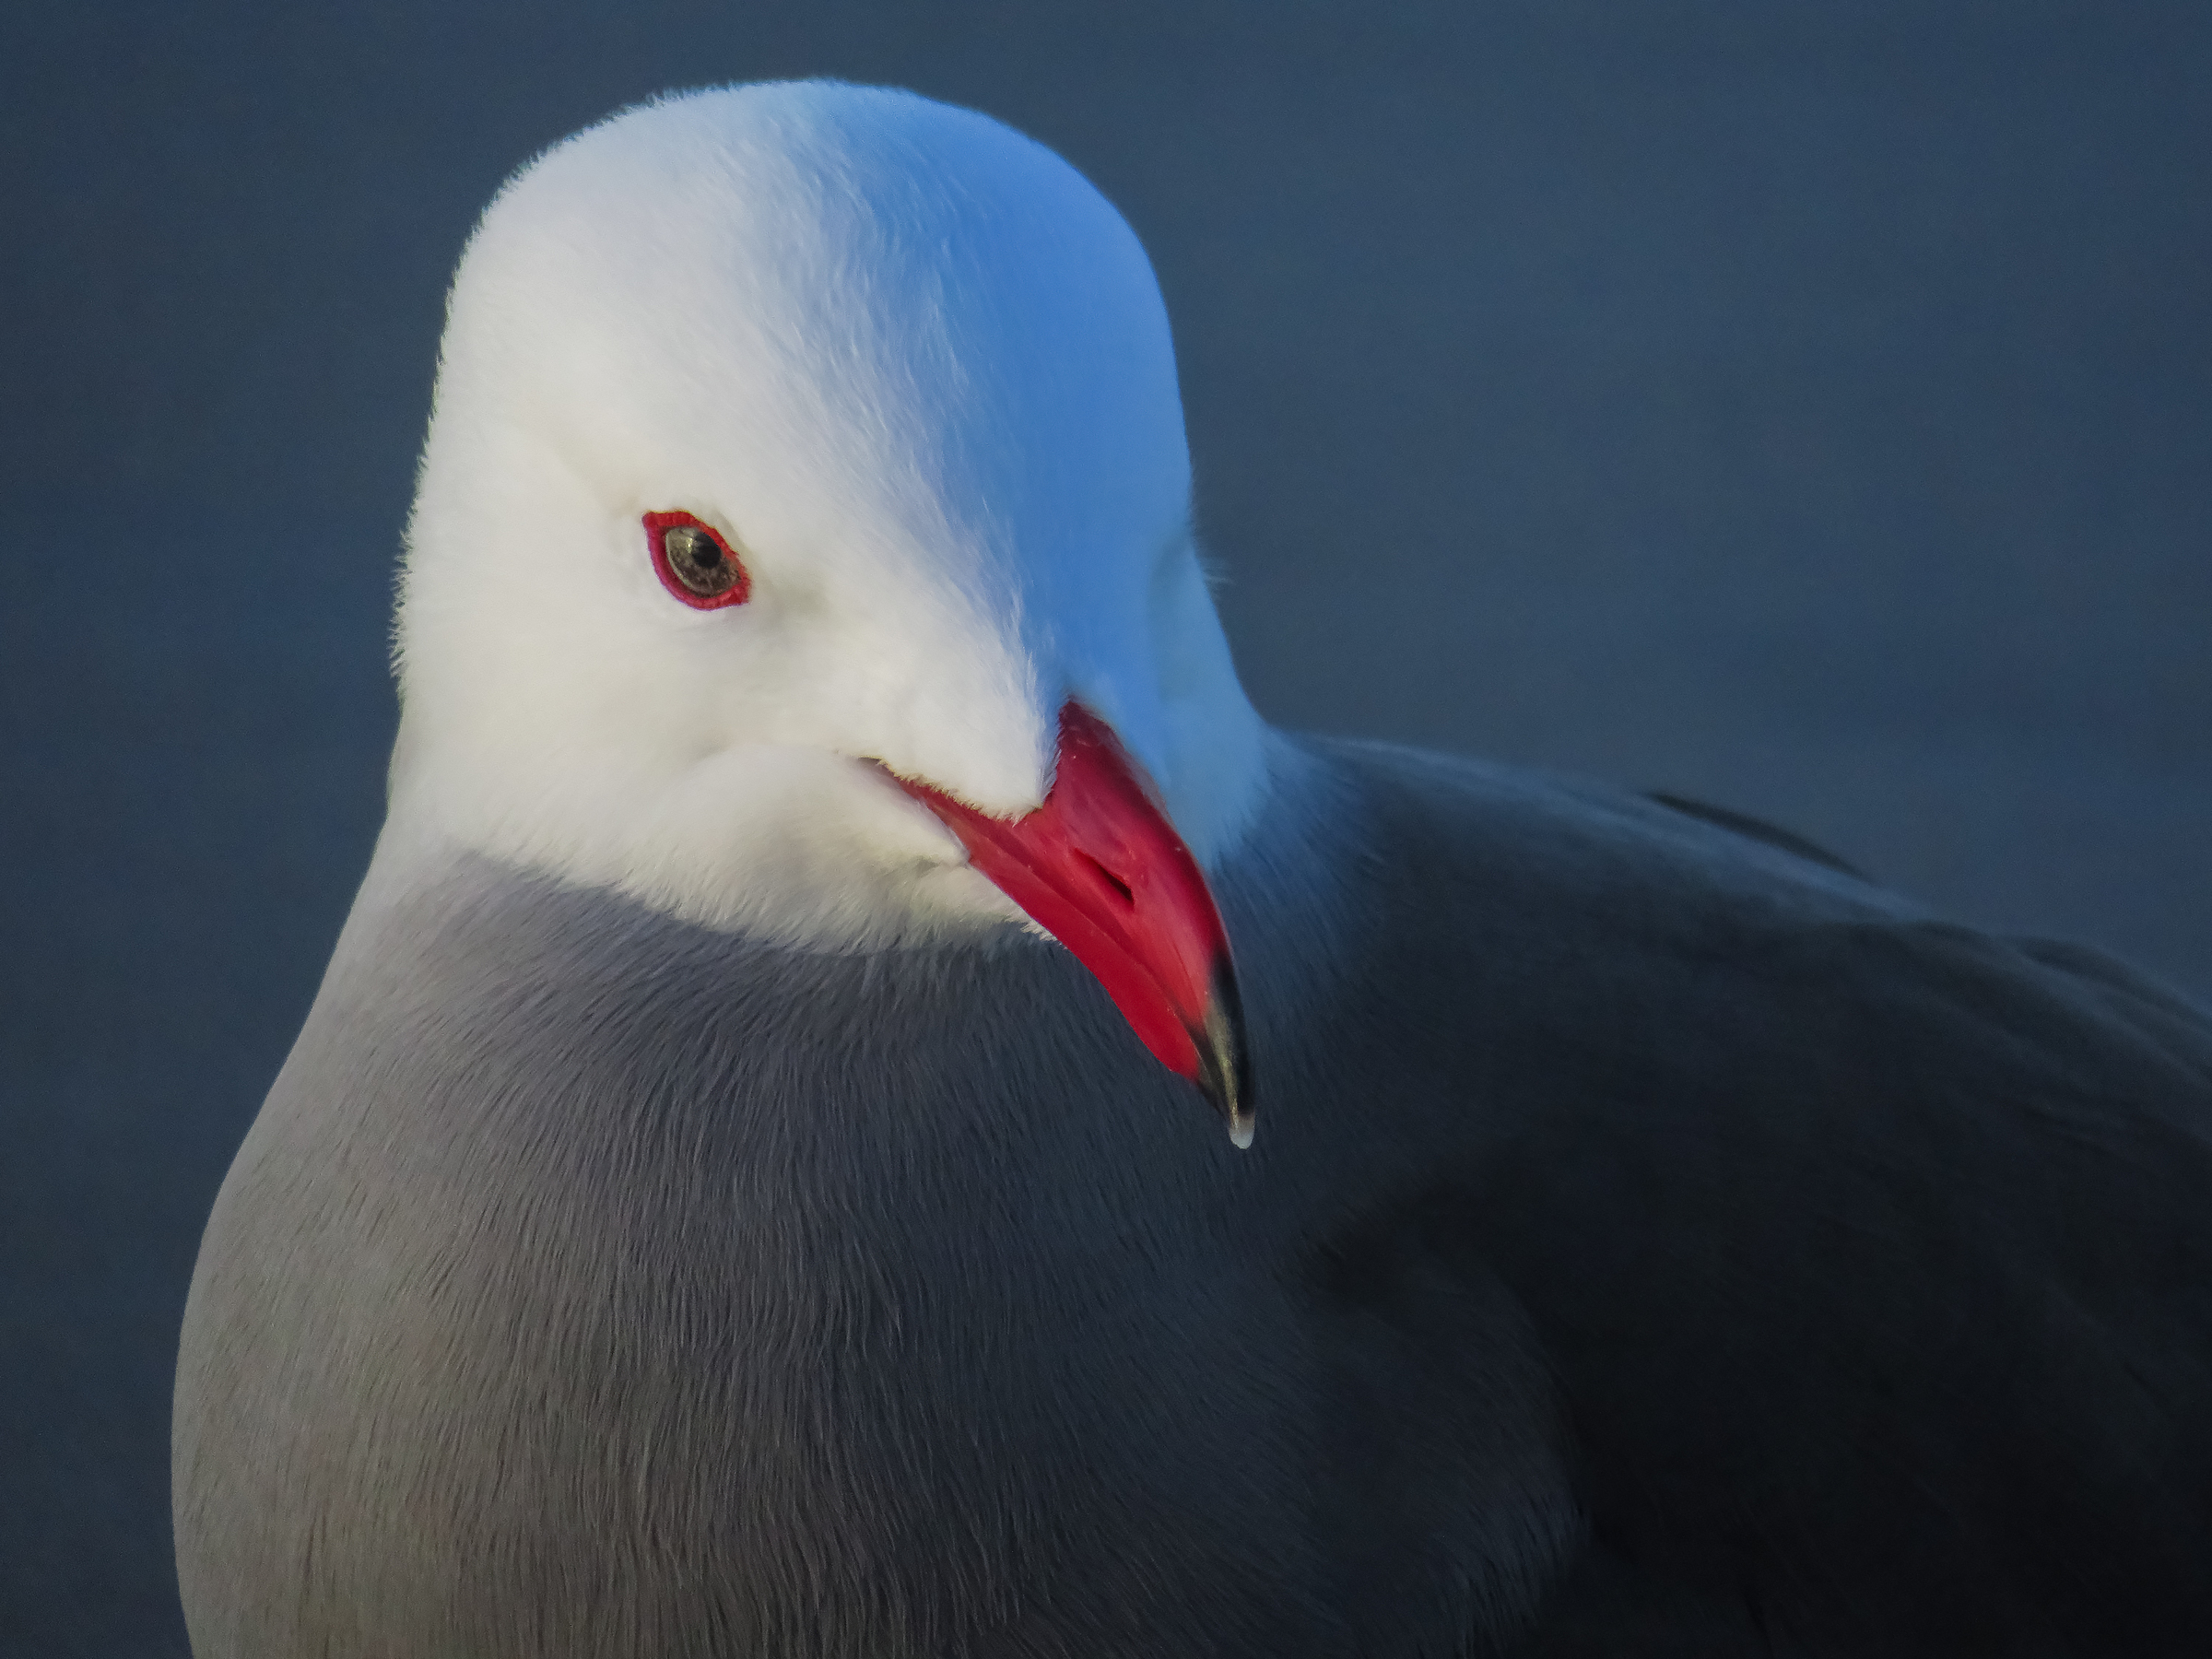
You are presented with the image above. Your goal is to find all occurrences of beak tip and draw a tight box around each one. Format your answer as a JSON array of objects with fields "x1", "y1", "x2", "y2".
[{"x1": 1196, "y1": 954, "x2": 1255, "y2": 1148}]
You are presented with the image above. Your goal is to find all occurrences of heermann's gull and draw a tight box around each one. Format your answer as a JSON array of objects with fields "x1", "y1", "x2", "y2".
[{"x1": 173, "y1": 82, "x2": 2212, "y2": 1655}]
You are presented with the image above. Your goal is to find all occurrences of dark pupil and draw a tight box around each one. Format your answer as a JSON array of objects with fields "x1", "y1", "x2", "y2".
[{"x1": 665, "y1": 526, "x2": 735, "y2": 595}]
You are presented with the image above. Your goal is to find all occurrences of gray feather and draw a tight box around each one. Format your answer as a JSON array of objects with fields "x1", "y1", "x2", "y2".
[{"x1": 174, "y1": 736, "x2": 2212, "y2": 1655}]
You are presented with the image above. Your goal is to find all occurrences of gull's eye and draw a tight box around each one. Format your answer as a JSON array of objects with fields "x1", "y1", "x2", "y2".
[{"x1": 643, "y1": 511, "x2": 751, "y2": 609}]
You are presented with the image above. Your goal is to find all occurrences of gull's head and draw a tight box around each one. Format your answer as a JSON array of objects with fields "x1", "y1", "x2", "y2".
[{"x1": 392, "y1": 83, "x2": 1267, "y2": 1132}]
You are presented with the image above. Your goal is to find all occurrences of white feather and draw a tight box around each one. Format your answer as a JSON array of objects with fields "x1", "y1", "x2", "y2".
[{"x1": 390, "y1": 81, "x2": 1267, "y2": 947}]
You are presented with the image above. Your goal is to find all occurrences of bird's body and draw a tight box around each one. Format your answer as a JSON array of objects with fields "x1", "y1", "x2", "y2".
[
  {"x1": 178, "y1": 736, "x2": 2212, "y2": 1653},
  {"x1": 175, "y1": 81, "x2": 2212, "y2": 1655}
]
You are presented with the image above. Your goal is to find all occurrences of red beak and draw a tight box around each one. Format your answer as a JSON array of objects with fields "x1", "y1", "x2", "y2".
[{"x1": 888, "y1": 701, "x2": 1254, "y2": 1147}]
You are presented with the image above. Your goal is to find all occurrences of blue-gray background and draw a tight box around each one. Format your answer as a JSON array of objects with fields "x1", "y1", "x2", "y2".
[{"x1": 3, "y1": 2, "x2": 2206, "y2": 1651}]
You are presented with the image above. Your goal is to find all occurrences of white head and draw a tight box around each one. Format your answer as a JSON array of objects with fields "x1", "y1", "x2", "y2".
[{"x1": 390, "y1": 82, "x2": 1265, "y2": 946}]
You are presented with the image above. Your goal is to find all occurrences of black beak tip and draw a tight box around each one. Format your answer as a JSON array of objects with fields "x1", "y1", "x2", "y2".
[{"x1": 1194, "y1": 954, "x2": 1255, "y2": 1149}]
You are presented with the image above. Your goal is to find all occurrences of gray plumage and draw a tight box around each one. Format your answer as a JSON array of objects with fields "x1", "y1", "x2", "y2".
[{"x1": 174, "y1": 737, "x2": 2212, "y2": 1655}]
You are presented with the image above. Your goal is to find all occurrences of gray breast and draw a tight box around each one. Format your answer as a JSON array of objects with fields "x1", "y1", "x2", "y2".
[{"x1": 171, "y1": 770, "x2": 1577, "y2": 1658}]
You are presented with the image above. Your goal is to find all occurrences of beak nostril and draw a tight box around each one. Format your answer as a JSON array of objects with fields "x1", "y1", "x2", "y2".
[{"x1": 1079, "y1": 853, "x2": 1135, "y2": 908}]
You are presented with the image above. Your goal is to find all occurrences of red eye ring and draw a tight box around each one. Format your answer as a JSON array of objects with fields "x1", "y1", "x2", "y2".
[{"x1": 643, "y1": 511, "x2": 751, "y2": 610}]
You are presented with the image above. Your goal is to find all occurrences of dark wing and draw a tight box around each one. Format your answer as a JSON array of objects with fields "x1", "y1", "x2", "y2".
[
  {"x1": 1324, "y1": 744, "x2": 2212, "y2": 1655},
  {"x1": 1489, "y1": 921, "x2": 2212, "y2": 1654}
]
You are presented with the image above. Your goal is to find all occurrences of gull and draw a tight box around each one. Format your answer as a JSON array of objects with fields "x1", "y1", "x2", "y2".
[{"x1": 174, "y1": 80, "x2": 2212, "y2": 1656}]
